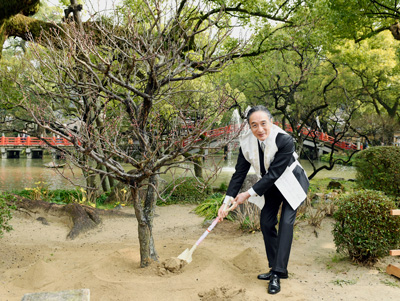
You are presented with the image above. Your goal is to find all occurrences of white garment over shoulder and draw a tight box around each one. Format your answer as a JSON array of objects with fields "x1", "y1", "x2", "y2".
[{"x1": 239, "y1": 124, "x2": 306, "y2": 210}]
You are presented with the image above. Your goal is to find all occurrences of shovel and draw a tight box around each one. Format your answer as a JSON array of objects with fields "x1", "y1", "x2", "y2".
[{"x1": 178, "y1": 198, "x2": 234, "y2": 263}]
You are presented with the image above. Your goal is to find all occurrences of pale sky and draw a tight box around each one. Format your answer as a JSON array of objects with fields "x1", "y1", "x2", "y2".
[
  {"x1": 84, "y1": 0, "x2": 122, "y2": 13},
  {"x1": 46, "y1": 0, "x2": 122, "y2": 16},
  {"x1": 45, "y1": 0, "x2": 249, "y2": 38}
]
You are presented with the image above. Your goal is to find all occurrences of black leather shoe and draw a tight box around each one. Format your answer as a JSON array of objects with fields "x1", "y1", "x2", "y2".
[
  {"x1": 268, "y1": 273, "x2": 281, "y2": 294},
  {"x1": 257, "y1": 270, "x2": 288, "y2": 281}
]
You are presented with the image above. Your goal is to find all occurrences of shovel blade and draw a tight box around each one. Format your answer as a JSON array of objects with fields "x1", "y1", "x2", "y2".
[{"x1": 177, "y1": 248, "x2": 193, "y2": 263}]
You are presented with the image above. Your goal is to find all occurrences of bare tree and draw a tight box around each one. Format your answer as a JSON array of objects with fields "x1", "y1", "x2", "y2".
[{"x1": 9, "y1": 0, "x2": 246, "y2": 267}]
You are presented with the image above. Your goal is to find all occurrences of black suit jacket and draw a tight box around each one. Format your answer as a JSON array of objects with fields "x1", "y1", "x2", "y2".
[{"x1": 226, "y1": 132, "x2": 309, "y2": 199}]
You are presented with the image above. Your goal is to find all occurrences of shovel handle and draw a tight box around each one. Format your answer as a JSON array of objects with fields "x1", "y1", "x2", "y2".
[
  {"x1": 223, "y1": 201, "x2": 236, "y2": 213},
  {"x1": 193, "y1": 198, "x2": 235, "y2": 247},
  {"x1": 222, "y1": 196, "x2": 239, "y2": 214},
  {"x1": 194, "y1": 217, "x2": 219, "y2": 246}
]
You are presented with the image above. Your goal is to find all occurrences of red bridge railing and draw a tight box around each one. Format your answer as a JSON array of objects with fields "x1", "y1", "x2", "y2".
[
  {"x1": 182, "y1": 122, "x2": 361, "y2": 150},
  {"x1": 2, "y1": 123, "x2": 360, "y2": 151},
  {"x1": 278, "y1": 123, "x2": 361, "y2": 150},
  {"x1": 0, "y1": 136, "x2": 73, "y2": 146}
]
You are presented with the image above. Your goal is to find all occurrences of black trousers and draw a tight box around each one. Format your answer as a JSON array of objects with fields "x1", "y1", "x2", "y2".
[{"x1": 260, "y1": 185, "x2": 298, "y2": 274}]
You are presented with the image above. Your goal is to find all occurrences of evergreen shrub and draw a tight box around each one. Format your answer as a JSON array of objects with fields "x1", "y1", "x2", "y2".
[
  {"x1": 12, "y1": 187, "x2": 81, "y2": 204},
  {"x1": 332, "y1": 190, "x2": 400, "y2": 265},
  {"x1": 354, "y1": 146, "x2": 400, "y2": 198},
  {"x1": 11, "y1": 187, "x2": 109, "y2": 206},
  {"x1": 0, "y1": 193, "x2": 16, "y2": 237},
  {"x1": 162, "y1": 177, "x2": 210, "y2": 204}
]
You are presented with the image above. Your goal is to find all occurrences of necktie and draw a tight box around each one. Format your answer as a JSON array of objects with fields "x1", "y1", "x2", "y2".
[{"x1": 260, "y1": 141, "x2": 265, "y2": 152}]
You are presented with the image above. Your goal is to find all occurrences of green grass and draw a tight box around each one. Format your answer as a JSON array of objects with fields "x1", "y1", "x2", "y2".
[
  {"x1": 193, "y1": 192, "x2": 233, "y2": 221},
  {"x1": 331, "y1": 278, "x2": 358, "y2": 286},
  {"x1": 10, "y1": 187, "x2": 112, "y2": 208},
  {"x1": 320, "y1": 153, "x2": 355, "y2": 166},
  {"x1": 308, "y1": 178, "x2": 358, "y2": 194},
  {"x1": 380, "y1": 279, "x2": 400, "y2": 288}
]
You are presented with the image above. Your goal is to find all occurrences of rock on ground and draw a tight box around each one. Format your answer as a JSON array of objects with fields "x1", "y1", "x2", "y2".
[{"x1": 21, "y1": 289, "x2": 90, "y2": 301}]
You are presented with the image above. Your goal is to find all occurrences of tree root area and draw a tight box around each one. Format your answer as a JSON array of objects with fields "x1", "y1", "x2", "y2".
[{"x1": 9, "y1": 196, "x2": 135, "y2": 239}]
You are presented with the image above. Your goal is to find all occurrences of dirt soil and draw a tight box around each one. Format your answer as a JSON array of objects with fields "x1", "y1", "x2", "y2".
[{"x1": 1, "y1": 204, "x2": 399, "y2": 300}]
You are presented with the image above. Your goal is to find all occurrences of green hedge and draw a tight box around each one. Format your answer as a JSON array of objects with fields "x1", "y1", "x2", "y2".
[
  {"x1": 12, "y1": 188, "x2": 83, "y2": 204},
  {"x1": 161, "y1": 177, "x2": 210, "y2": 204},
  {"x1": 332, "y1": 190, "x2": 400, "y2": 264},
  {"x1": 354, "y1": 146, "x2": 400, "y2": 197},
  {"x1": 0, "y1": 193, "x2": 16, "y2": 237},
  {"x1": 11, "y1": 187, "x2": 109, "y2": 207}
]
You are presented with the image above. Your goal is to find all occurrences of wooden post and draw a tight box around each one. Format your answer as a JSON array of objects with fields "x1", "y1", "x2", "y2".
[
  {"x1": 386, "y1": 209, "x2": 400, "y2": 278},
  {"x1": 390, "y1": 250, "x2": 400, "y2": 256},
  {"x1": 387, "y1": 264, "x2": 400, "y2": 278}
]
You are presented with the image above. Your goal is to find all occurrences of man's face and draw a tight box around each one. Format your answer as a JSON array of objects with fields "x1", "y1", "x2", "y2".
[{"x1": 249, "y1": 111, "x2": 272, "y2": 141}]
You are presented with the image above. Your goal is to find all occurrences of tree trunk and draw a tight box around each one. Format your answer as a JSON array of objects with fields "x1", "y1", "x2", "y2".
[
  {"x1": 94, "y1": 114, "x2": 114, "y2": 193},
  {"x1": 0, "y1": 22, "x2": 6, "y2": 58},
  {"x1": 70, "y1": 0, "x2": 83, "y2": 32},
  {"x1": 183, "y1": 151, "x2": 203, "y2": 178},
  {"x1": 97, "y1": 163, "x2": 111, "y2": 192},
  {"x1": 130, "y1": 185, "x2": 157, "y2": 267},
  {"x1": 107, "y1": 167, "x2": 116, "y2": 189},
  {"x1": 193, "y1": 156, "x2": 203, "y2": 179},
  {"x1": 144, "y1": 174, "x2": 158, "y2": 260},
  {"x1": 84, "y1": 169, "x2": 96, "y2": 192}
]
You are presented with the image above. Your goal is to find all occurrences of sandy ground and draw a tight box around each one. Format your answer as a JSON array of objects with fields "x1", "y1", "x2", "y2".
[{"x1": 1, "y1": 204, "x2": 400, "y2": 301}]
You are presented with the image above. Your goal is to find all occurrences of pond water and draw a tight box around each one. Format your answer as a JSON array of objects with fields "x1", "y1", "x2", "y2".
[{"x1": 0, "y1": 156, "x2": 356, "y2": 191}]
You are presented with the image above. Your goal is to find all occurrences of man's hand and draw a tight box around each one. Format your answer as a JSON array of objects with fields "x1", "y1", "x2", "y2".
[
  {"x1": 218, "y1": 192, "x2": 250, "y2": 222},
  {"x1": 234, "y1": 191, "x2": 250, "y2": 207},
  {"x1": 218, "y1": 203, "x2": 230, "y2": 222}
]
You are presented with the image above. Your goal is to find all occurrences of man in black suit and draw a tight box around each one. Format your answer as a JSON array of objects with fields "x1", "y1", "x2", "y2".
[{"x1": 218, "y1": 105, "x2": 309, "y2": 295}]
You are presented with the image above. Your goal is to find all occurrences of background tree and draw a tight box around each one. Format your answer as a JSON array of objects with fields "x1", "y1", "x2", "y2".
[
  {"x1": 328, "y1": 31, "x2": 400, "y2": 144},
  {"x1": 219, "y1": 20, "x2": 368, "y2": 179},
  {"x1": 320, "y1": 0, "x2": 400, "y2": 42}
]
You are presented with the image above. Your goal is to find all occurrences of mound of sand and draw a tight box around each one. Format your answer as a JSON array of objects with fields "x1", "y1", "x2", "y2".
[
  {"x1": 13, "y1": 260, "x2": 59, "y2": 290},
  {"x1": 198, "y1": 286, "x2": 246, "y2": 300},
  {"x1": 232, "y1": 247, "x2": 264, "y2": 273}
]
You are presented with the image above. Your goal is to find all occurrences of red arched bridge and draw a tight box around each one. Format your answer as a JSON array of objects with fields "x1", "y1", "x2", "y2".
[
  {"x1": 0, "y1": 136, "x2": 72, "y2": 159},
  {"x1": 0, "y1": 123, "x2": 361, "y2": 159},
  {"x1": 0, "y1": 136, "x2": 73, "y2": 147}
]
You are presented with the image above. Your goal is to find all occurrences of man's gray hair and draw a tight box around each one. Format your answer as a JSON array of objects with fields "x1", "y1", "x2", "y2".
[{"x1": 246, "y1": 105, "x2": 272, "y2": 121}]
